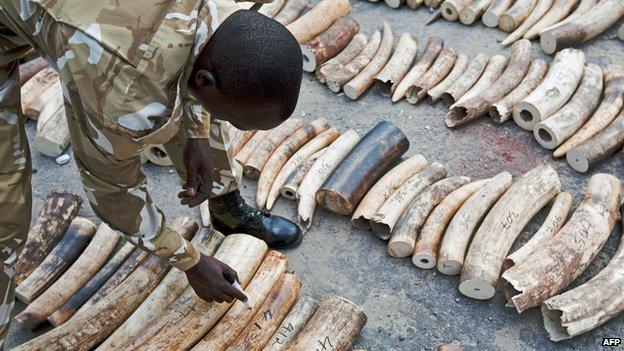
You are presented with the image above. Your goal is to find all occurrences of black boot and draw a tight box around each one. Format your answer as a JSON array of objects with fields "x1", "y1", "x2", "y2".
[{"x1": 209, "y1": 190, "x2": 303, "y2": 249}]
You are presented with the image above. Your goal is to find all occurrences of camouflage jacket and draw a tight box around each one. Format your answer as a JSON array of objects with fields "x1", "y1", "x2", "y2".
[{"x1": 0, "y1": 0, "x2": 267, "y2": 143}]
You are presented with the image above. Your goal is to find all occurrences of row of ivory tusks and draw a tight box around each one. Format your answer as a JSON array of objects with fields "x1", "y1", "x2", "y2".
[
  {"x1": 298, "y1": 11, "x2": 624, "y2": 173},
  {"x1": 370, "y1": 0, "x2": 624, "y2": 54},
  {"x1": 230, "y1": 117, "x2": 624, "y2": 342},
  {"x1": 12, "y1": 191, "x2": 367, "y2": 350}
]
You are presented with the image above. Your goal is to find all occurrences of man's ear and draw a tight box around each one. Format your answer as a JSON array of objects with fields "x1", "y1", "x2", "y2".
[{"x1": 194, "y1": 69, "x2": 217, "y2": 89}]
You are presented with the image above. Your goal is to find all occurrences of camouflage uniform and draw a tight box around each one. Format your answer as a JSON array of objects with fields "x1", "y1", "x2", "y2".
[{"x1": 0, "y1": 0, "x2": 263, "y2": 346}]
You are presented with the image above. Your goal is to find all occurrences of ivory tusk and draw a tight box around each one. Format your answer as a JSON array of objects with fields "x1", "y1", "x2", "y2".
[
  {"x1": 482, "y1": 0, "x2": 513, "y2": 27},
  {"x1": 266, "y1": 128, "x2": 340, "y2": 210},
  {"x1": 259, "y1": 0, "x2": 287, "y2": 18},
  {"x1": 553, "y1": 65, "x2": 624, "y2": 158},
  {"x1": 534, "y1": 63, "x2": 603, "y2": 150},
  {"x1": 538, "y1": 0, "x2": 599, "y2": 34},
  {"x1": 257, "y1": 119, "x2": 330, "y2": 209},
  {"x1": 143, "y1": 144, "x2": 172, "y2": 167},
  {"x1": 230, "y1": 130, "x2": 257, "y2": 156},
  {"x1": 12, "y1": 217, "x2": 199, "y2": 351},
  {"x1": 502, "y1": 174, "x2": 621, "y2": 312},
  {"x1": 447, "y1": 40, "x2": 532, "y2": 127},
  {"x1": 16, "y1": 217, "x2": 96, "y2": 304},
  {"x1": 113, "y1": 235, "x2": 268, "y2": 351},
  {"x1": 13, "y1": 190, "x2": 82, "y2": 285},
  {"x1": 273, "y1": 0, "x2": 309, "y2": 26},
  {"x1": 499, "y1": 0, "x2": 538, "y2": 32},
  {"x1": 523, "y1": 0, "x2": 578, "y2": 40},
  {"x1": 34, "y1": 104, "x2": 69, "y2": 157},
  {"x1": 460, "y1": 0, "x2": 495, "y2": 25},
  {"x1": 351, "y1": 154, "x2": 428, "y2": 230},
  {"x1": 406, "y1": 48, "x2": 458, "y2": 104},
  {"x1": 98, "y1": 225, "x2": 224, "y2": 350},
  {"x1": 441, "y1": 0, "x2": 474, "y2": 21},
  {"x1": 513, "y1": 48, "x2": 586, "y2": 131},
  {"x1": 316, "y1": 121, "x2": 409, "y2": 215},
  {"x1": 392, "y1": 37, "x2": 445, "y2": 102},
  {"x1": 263, "y1": 296, "x2": 319, "y2": 351},
  {"x1": 16, "y1": 223, "x2": 118, "y2": 330},
  {"x1": 235, "y1": 130, "x2": 270, "y2": 166},
  {"x1": 567, "y1": 108, "x2": 624, "y2": 173},
  {"x1": 286, "y1": 0, "x2": 351, "y2": 44},
  {"x1": 374, "y1": 33, "x2": 418, "y2": 97},
  {"x1": 542, "y1": 206, "x2": 624, "y2": 341},
  {"x1": 438, "y1": 344, "x2": 463, "y2": 351},
  {"x1": 244, "y1": 119, "x2": 304, "y2": 180},
  {"x1": 47, "y1": 242, "x2": 135, "y2": 327},
  {"x1": 225, "y1": 273, "x2": 301, "y2": 351},
  {"x1": 413, "y1": 179, "x2": 489, "y2": 269},
  {"x1": 388, "y1": 176, "x2": 471, "y2": 258},
  {"x1": 385, "y1": 0, "x2": 407, "y2": 8},
  {"x1": 460, "y1": 166, "x2": 561, "y2": 301},
  {"x1": 501, "y1": 0, "x2": 554, "y2": 46},
  {"x1": 76, "y1": 247, "x2": 149, "y2": 315},
  {"x1": 21, "y1": 67, "x2": 59, "y2": 120},
  {"x1": 490, "y1": 59, "x2": 549, "y2": 123},
  {"x1": 425, "y1": 0, "x2": 444, "y2": 7},
  {"x1": 284, "y1": 296, "x2": 367, "y2": 351},
  {"x1": 280, "y1": 148, "x2": 327, "y2": 200},
  {"x1": 190, "y1": 251, "x2": 288, "y2": 351},
  {"x1": 298, "y1": 131, "x2": 361, "y2": 231},
  {"x1": 407, "y1": 0, "x2": 425, "y2": 9},
  {"x1": 370, "y1": 163, "x2": 447, "y2": 240},
  {"x1": 34, "y1": 86, "x2": 63, "y2": 132},
  {"x1": 440, "y1": 53, "x2": 489, "y2": 105},
  {"x1": 540, "y1": 0, "x2": 624, "y2": 54},
  {"x1": 301, "y1": 17, "x2": 360, "y2": 73},
  {"x1": 437, "y1": 172, "x2": 512, "y2": 276},
  {"x1": 344, "y1": 22, "x2": 395, "y2": 100},
  {"x1": 450, "y1": 54, "x2": 509, "y2": 108},
  {"x1": 619, "y1": 23, "x2": 624, "y2": 41},
  {"x1": 427, "y1": 53, "x2": 469, "y2": 102},
  {"x1": 326, "y1": 31, "x2": 381, "y2": 93},
  {"x1": 504, "y1": 192, "x2": 573, "y2": 270},
  {"x1": 19, "y1": 57, "x2": 48, "y2": 85},
  {"x1": 316, "y1": 33, "x2": 368, "y2": 84}
]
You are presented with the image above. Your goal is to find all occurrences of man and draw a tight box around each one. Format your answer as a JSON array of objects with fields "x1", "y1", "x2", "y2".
[{"x1": 0, "y1": 0, "x2": 303, "y2": 346}]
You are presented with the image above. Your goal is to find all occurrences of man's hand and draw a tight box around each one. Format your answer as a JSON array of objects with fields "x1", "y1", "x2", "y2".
[
  {"x1": 179, "y1": 138, "x2": 213, "y2": 208},
  {"x1": 185, "y1": 254, "x2": 247, "y2": 303}
]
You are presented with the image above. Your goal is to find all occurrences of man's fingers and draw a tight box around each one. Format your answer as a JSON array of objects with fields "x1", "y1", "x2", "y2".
[
  {"x1": 216, "y1": 292, "x2": 234, "y2": 303},
  {"x1": 187, "y1": 193, "x2": 209, "y2": 208},
  {"x1": 222, "y1": 282, "x2": 247, "y2": 302},
  {"x1": 221, "y1": 263, "x2": 239, "y2": 284}
]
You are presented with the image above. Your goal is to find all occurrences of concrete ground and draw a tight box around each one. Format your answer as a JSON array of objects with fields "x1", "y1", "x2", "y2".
[{"x1": 7, "y1": 1, "x2": 624, "y2": 350}]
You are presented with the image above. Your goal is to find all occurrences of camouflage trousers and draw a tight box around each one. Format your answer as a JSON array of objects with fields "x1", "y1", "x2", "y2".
[{"x1": 0, "y1": 67, "x2": 241, "y2": 350}]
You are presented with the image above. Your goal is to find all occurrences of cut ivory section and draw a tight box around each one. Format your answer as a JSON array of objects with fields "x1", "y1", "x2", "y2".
[
  {"x1": 413, "y1": 179, "x2": 489, "y2": 269},
  {"x1": 437, "y1": 172, "x2": 512, "y2": 276},
  {"x1": 534, "y1": 63, "x2": 603, "y2": 149},
  {"x1": 441, "y1": 53, "x2": 489, "y2": 105},
  {"x1": 489, "y1": 59, "x2": 549, "y2": 124},
  {"x1": 501, "y1": 0, "x2": 554, "y2": 46},
  {"x1": 280, "y1": 148, "x2": 327, "y2": 200},
  {"x1": 446, "y1": 40, "x2": 532, "y2": 127},
  {"x1": 388, "y1": 177, "x2": 470, "y2": 258},
  {"x1": 406, "y1": 48, "x2": 458, "y2": 104},
  {"x1": 504, "y1": 192, "x2": 573, "y2": 269},
  {"x1": 301, "y1": 17, "x2": 359, "y2": 73},
  {"x1": 459, "y1": 166, "x2": 561, "y2": 300},
  {"x1": 540, "y1": 0, "x2": 624, "y2": 54},
  {"x1": 513, "y1": 48, "x2": 585, "y2": 130},
  {"x1": 427, "y1": 53, "x2": 469, "y2": 103},
  {"x1": 297, "y1": 130, "x2": 361, "y2": 230},
  {"x1": 370, "y1": 163, "x2": 447, "y2": 240},
  {"x1": 344, "y1": 22, "x2": 394, "y2": 100},
  {"x1": 374, "y1": 33, "x2": 418, "y2": 97},
  {"x1": 554, "y1": 65, "x2": 624, "y2": 158},
  {"x1": 503, "y1": 174, "x2": 621, "y2": 312},
  {"x1": 542, "y1": 206, "x2": 624, "y2": 341},
  {"x1": 316, "y1": 33, "x2": 368, "y2": 84},
  {"x1": 392, "y1": 37, "x2": 444, "y2": 102},
  {"x1": 482, "y1": 0, "x2": 513, "y2": 27},
  {"x1": 286, "y1": 0, "x2": 351, "y2": 44},
  {"x1": 351, "y1": 154, "x2": 428, "y2": 229},
  {"x1": 498, "y1": 0, "x2": 537, "y2": 32},
  {"x1": 326, "y1": 31, "x2": 381, "y2": 93},
  {"x1": 451, "y1": 54, "x2": 509, "y2": 108},
  {"x1": 460, "y1": 0, "x2": 495, "y2": 25}
]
